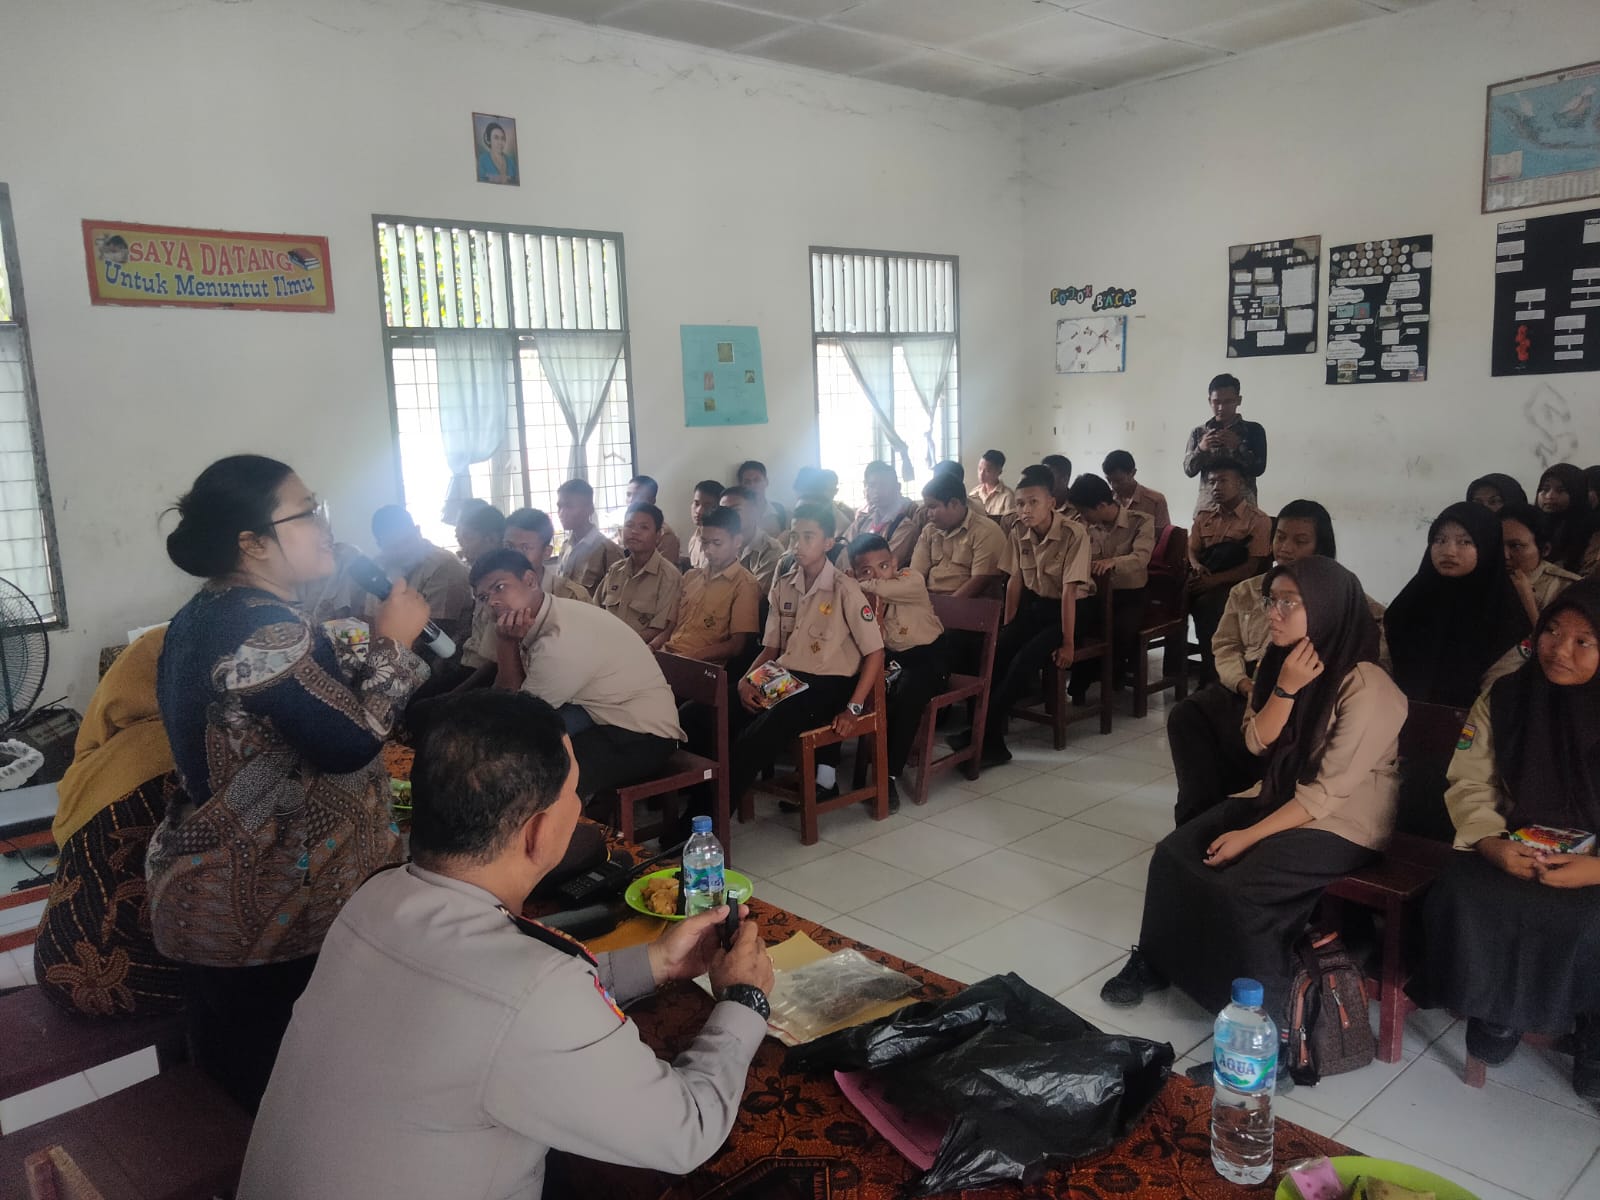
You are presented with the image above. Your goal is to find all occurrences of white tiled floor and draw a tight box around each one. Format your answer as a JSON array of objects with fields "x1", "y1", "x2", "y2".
[{"x1": 733, "y1": 692, "x2": 1600, "y2": 1200}]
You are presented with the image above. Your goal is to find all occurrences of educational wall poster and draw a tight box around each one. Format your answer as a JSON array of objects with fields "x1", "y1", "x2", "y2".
[
  {"x1": 82, "y1": 220, "x2": 333, "y2": 312},
  {"x1": 1483, "y1": 60, "x2": 1600, "y2": 214},
  {"x1": 1055, "y1": 315, "x2": 1127, "y2": 374},
  {"x1": 1226, "y1": 237, "x2": 1319, "y2": 357},
  {"x1": 681, "y1": 324, "x2": 768, "y2": 426},
  {"x1": 1325, "y1": 235, "x2": 1433, "y2": 385},
  {"x1": 1491, "y1": 206, "x2": 1600, "y2": 376}
]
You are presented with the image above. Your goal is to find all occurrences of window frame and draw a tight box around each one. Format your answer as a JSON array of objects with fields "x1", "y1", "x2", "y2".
[
  {"x1": 370, "y1": 213, "x2": 636, "y2": 515},
  {"x1": 806, "y1": 243, "x2": 962, "y2": 481},
  {"x1": 0, "y1": 184, "x2": 66, "y2": 629}
]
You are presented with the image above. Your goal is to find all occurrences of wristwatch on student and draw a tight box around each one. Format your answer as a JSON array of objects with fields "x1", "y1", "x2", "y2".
[
  {"x1": 720, "y1": 983, "x2": 771, "y2": 1020},
  {"x1": 846, "y1": 702, "x2": 865, "y2": 716},
  {"x1": 1272, "y1": 685, "x2": 1299, "y2": 700}
]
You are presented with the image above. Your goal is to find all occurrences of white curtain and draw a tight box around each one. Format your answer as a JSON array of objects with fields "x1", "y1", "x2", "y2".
[
  {"x1": 435, "y1": 331, "x2": 508, "y2": 522},
  {"x1": 535, "y1": 331, "x2": 625, "y2": 480},
  {"x1": 838, "y1": 336, "x2": 913, "y2": 478},
  {"x1": 901, "y1": 335, "x2": 955, "y2": 471}
]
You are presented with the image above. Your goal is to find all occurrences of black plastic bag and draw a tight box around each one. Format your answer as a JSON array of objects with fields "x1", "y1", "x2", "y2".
[{"x1": 787, "y1": 973, "x2": 1174, "y2": 1195}]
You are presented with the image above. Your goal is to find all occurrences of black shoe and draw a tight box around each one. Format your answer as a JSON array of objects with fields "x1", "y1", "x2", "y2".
[
  {"x1": 979, "y1": 741, "x2": 1013, "y2": 768},
  {"x1": 947, "y1": 729, "x2": 973, "y2": 752},
  {"x1": 1466, "y1": 1018, "x2": 1522, "y2": 1066},
  {"x1": 886, "y1": 777, "x2": 900, "y2": 814},
  {"x1": 1099, "y1": 947, "x2": 1169, "y2": 1007},
  {"x1": 780, "y1": 782, "x2": 839, "y2": 814}
]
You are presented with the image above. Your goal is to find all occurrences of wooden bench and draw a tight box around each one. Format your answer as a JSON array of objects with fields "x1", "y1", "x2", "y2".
[{"x1": 0, "y1": 987, "x2": 188, "y2": 1104}]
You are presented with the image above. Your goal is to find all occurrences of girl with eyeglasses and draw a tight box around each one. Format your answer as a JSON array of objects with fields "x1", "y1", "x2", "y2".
[
  {"x1": 1102, "y1": 557, "x2": 1405, "y2": 1042},
  {"x1": 148, "y1": 455, "x2": 432, "y2": 1112}
]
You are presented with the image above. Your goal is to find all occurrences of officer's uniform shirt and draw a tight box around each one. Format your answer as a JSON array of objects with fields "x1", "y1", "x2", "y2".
[{"x1": 763, "y1": 559, "x2": 884, "y2": 677}]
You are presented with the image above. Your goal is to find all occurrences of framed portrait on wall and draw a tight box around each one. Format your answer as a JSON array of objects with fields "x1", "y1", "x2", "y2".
[
  {"x1": 1483, "y1": 60, "x2": 1600, "y2": 213},
  {"x1": 472, "y1": 113, "x2": 520, "y2": 186}
]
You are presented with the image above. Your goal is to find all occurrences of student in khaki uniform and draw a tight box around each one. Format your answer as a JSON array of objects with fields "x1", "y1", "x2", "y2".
[
  {"x1": 737, "y1": 460, "x2": 788, "y2": 541},
  {"x1": 685, "y1": 480, "x2": 725, "y2": 571},
  {"x1": 665, "y1": 507, "x2": 762, "y2": 669},
  {"x1": 1500, "y1": 502, "x2": 1583, "y2": 625},
  {"x1": 841, "y1": 461, "x2": 925, "y2": 568},
  {"x1": 791, "y1": 468, "x2": 854, "y2": 545},
  {"x1": 371, "y1": 504, "x2": 474, "y2": 652},
  {"x1": 471, "y1": 549, "x2": 683, "y2": 805},
  {"x1": 1103, "y1": 450, "x2": 1171, "y2": 531},
  {"x1": 912, "y1": 472, "x2": 1012, "y2": 598},
  {"x1": 1187, "y1": 465, "x2": 1273, "y2": 683},
  {"x1": 731, "y1": 502, "x2": 884, "y2": 808},
  {"x1": 720, "y1": 486, "x2": 784, "y2": 593},
  {"x1": 1066, "y1": 474, "x2": 1156, "y2": 703},
  {"x1": 955, "y1": 466, "x2": 1091, "y2": 766},
  {"x1": 408, "y1": 503, "x2": 509, "y2": 701},
  {"x1": 968, "y1": 449, "x2": 1016, "y2": 518},
  {"x1": 625, "y1": 475, "x2": 681, "y2": 569},
  {"x1": 238, "y1": 691, "x2": 773, "y2": 1200},
  {"x1": 600, "y1": 504, "x2": 682, "y2": 647},
  {"x1": 851, "y1": 534, "x2": 948, "y2": 812},
  {"x1": 1416, "y1": 582, "x2": 1600, "y2": 1094},
  {"x1": 555, "y1": 478, "x2": 624, "y2": 595}
]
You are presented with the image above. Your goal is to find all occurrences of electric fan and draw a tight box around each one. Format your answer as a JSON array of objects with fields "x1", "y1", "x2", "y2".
[{"x1": 0, "y1": 576, "x2": 48, "y2": 731}]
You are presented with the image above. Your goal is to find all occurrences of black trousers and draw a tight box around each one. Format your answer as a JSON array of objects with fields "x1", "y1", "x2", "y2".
[
  {"x1": 180, "y1": 954, "x2": 319, "y2": 1114},
  {"x1": 886, "y1": 643, "x2": 950, "y2": 778},
  {"x1": 1190, "y1": 585, "x2": 1231, "y2": 684},
  {"x1": 573, "y1": 724, "x2": 678, "y2": 808},
  {"x1": 728, "y1": 672, "x2": 856, "y2": 806},
  {"x1": 1067, "y1": 587, "x2": 1148, "y2": 699},
  {"x1": 1167, "y1": 682, "x2": 1263, "y2": 826},
  {"x1": 983, "y1": 592, "x2": 1062, "y2": 751}
]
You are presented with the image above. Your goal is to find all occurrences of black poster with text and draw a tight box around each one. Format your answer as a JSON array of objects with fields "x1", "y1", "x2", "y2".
[{"x1": 1491, "y1": 207, "x2": 1600, "y2": 376}]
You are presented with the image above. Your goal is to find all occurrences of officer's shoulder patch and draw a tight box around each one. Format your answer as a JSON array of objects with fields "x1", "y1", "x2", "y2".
[{"x1": 1457, "y1": 722, "x2": 1477, "y2": 751}]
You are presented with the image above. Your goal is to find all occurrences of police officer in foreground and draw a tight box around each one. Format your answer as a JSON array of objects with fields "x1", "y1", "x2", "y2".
[{"x1": 238, "y1": 691, "x2": 773, "y2": 1200}]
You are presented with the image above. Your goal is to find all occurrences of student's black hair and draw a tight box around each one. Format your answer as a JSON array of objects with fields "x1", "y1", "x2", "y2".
[
  {"x1": 736, "y1": 460, "x2": 768, "y2": 481},
  {"x1": 1040, "y1": 454, "x2": 1072, "y2": 482},
  {"x1": 371, "y1": 504, "x2": 417, "y2": 542},
  {"x1": 457, "y1": 502, "x2": 507, "y2": 540},
  {"x1": 694, "y1": 479, "x2": 726, "y2": 499},
  {"x1": 1205, "y1": 462, "x2": 1244, "y2": 482},
  {"x1": 791, "y1": 500, "x2": 836, "y2": 538},
  {"x1": 848, "y1": 533, "x2": 892, "y2": 563},
  {"x1": 482, "y1": 122, "x2": 505, "y2": 149},
  {"x1": 933, "y1": 459, "x2": 964, "y2": 483},
  {"x1": 722, "y1": 484, "x2": 756, "y2": 504},
  {"x1": 702, "y1": 506, "x2": 743, "y2": 537},
  {"x1": 1208, "y1": 373, "x2": 1242, "y2": 394},
  {"x1": 506, "y1": 507, "x2": 556, "y2": 542},
  {"x1": 863, "y1": 460, "x2": 898, "y2": 482},
  {"x1": 165, "y1": 454, "x2": 295, "y2": 579},
  {"x1": 1067, "y1": 473, "x2": 1115, "y2": 511},
  {"x1": 625, "y1": 502, "x2": 663, "y2": 531},
  {"x1": 628, "y1": 474, "x2": 659, "y2": 501},
  {"x1": 468, "y1": 547, "x2": 536, "y2": 589},
  {"x1": 922, "y1": 472, "x2": 968, "y2": 505},
  {"x1": 980, "y1": 449, "x2": 1005, "y2": 469},
  {"x1": 410, "y1": 691, "x2": 571, "y2": 868},
  {"x1": 818, "y1": 469, "x2": 840, "y2": 491},
  {"x1": 1496, "y1": 501, "x2": 1549, "y2": 551},
  {"x1": 556, "y1": 478, "x2": 593, "y2": 500},
  {"x1": 793, "y1": 466, "x2": 825, "y2": 496},
  {"x1": 1102, "y1": 450, "x2": 1136, "y2": 475},
  {"x1": 1275, "y1": 499, "x2": 1337, "y2": 559},
  {"x1": 1016, "y1": 465, "x2": 1056, "y2": 494}
]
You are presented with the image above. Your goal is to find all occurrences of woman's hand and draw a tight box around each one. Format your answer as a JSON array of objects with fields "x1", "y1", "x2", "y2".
[
  {"x1": 1277, "y1": 639, "x2": 1325, "y2": 695},
  {"x1": 1203, "y1": 828, "x2": 1257, "y2": 867},
  {"x1": 372, "y1": 578, "x2": 431, "y2": 646},
  {"x1": 737, "y1": 678, "x2": 763, "y2": 713},
  {"x1": 1475, "y1": 835, "x2": 1543, "y2": 880},
  {"x1": 1536, "y1": 852, "x2": 1600, "y2": 889}
]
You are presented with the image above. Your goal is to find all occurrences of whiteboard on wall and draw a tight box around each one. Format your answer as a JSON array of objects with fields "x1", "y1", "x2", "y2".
[{"x1": 1056, "y1": 315, "x2": 1127, "y2": 373}]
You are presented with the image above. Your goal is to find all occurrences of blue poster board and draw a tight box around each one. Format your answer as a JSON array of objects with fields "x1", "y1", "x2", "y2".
[{"x1": 681, "y1": 324, "x2": 768, "y2": 427}]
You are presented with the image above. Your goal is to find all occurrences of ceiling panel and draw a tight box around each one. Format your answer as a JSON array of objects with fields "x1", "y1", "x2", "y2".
[
  {"x1": 1072, "y1": 0, "x2": 1284, "y2": 38},
  {"x1": 489, "y1": 0, "x2": 633, "y2": 21},
  {"x1": 723, "y1": 0, "x2": 863, "y2": 18},
  {"x1": 751, "y1": 22, "x2": 912, "y2": 73},
  {"x1": 829, "y1": 0, "x2": 1051, "y2": 49},
  {"x1": 1185, "y1": 0, "x2": 1386, "y2": 53},
  {"x1": 860, "y1": 52, "x2": 1041, "y2": 99},
  {"x1": 959, "y1": 9, "x2": 1166, "y2": 75},
  {"x1": 603, "y1": 0, "x2": 792, "y2": 49},
  {"x1": 1063, "y1": 39, "x2": 1227, "y2": 88},
  {"x1": 973, "y1": 75, "x2": 1095, "y2": 108}
]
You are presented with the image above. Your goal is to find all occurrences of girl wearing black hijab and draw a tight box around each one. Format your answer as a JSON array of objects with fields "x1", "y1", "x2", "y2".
[
  {"x1": 1416, "y1": 580, "x2": 1600, "y2": 1097},
  {"x1": 1536, "y1": 463, "x2": 1594, "y2": 573},
  {"x1": 1466, "y1": 472, "x2": 1528, "y2": 512},
  {"x1": 1102, "y1": 557, "x2": 1407, "y2": 1025},
  {"x1": 1384, "y1": 502, "x2": 1529, "y2": 709}
]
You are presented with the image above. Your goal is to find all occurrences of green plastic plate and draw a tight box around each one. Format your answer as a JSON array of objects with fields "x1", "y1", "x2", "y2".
[
  {"x1": 1276, "y1": 1155, "x2": 1480, "y2": 1200},
  {"x1": 624, "y1": 867, "x2": 753, "y2": 922}
]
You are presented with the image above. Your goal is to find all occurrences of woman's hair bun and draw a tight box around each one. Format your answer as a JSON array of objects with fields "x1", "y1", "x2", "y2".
[{"x1": 165, "y1": 455, "x2": 294, "y2": 579}]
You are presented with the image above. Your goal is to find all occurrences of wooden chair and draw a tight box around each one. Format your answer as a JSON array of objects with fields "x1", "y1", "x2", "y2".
[
  {"x1": 1132, "y1": 527, "x2": 1191, "y2": 718},
  {"x1": 613, "y1": 654, "x2": 731, "y2": 853},
  {"x1": 900, "y1": 597, "x2": 1002, "y2": 807},
  {"x1": 0, "y1": 987, "x2": 189, "y2": 1104},
  {"x1": 1009, "y1": 582, "x2": 1115, "y2": 748},
  {"x1": 1318, "y1": 700, "x2": 1465, "y2": 1063}
]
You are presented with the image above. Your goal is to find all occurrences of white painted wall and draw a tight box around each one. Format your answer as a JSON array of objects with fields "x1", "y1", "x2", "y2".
[
  {"x1": 2, "y1": 0, "x2": 1025, "y2": 707},
  {"x1": 1021, "y1": 0, "x2": 1600, "y2": 605}
]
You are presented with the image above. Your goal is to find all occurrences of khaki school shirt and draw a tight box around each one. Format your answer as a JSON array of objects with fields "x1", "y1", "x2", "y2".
[
  {"x1": 1011, "y1": 511, "x2": 1092, "y2": 600},
  {"x1": 857, "y1": 570, "x2": 944, "y2": 653},
  {"x1": 740, "y1": 531, "x2": 784, "y2": 594},
  {"x1": 763, "y1": 559, "x2": 884, "y2": 678},
  {"x1": 1120, "y1": 482, "x2": 1170, "y2": 531},
  {"x1": 1087, "y1": 506, "x2": 1155, "y2": 590},
  {"x1": 686, "y1": 526, "x2": 708, "y2": 571},
  {"x1": 599, "y1": 552, "x2": 682, "y2": 637},
  {"x1": 1213, "y1": 573, "x2": 1393, "y2": 696},
  {"x1": 657, "y1": 522, "x2": 682, "y2": 571},
  {"x1": 1190, "y1": 499, "x2": 1272, "y2": 559},
  {"x1": 236, "y1": 864, "x2": 764, "y2": 1200},
  {"x1": 364, "y1": 541, "x2": 473, "y2": 643},
  {"x1": 559, "y1": 527, "x2": 624, "y2": 596},
  {"x1": 664, "y1": 563, "x2": 763, "y2": 664},
  {"x1": 842, "y1": 499, "x2": 926, "y2": 568},
  {"x1": 462, "y1": 567, "x2": 591, "y2": 670},
  {"x1": 1239, "y1": 661, "x2": 1406, "y2": 852},
  {"x1": 1442, "y1": 691, "x2": 1512, "y2": 850},
  {"x1": 518, "y1": 596, "x2": 684, "y2": 740},
  {"x1": 911, "y1": 512, "x2": 1012, "y2": 595},
  {"x1": 1530, "y1": 559, "x2": 1583, "y2": 610},
  {"x1": 969, "y1": 482, "x2": 1016, "y2": 518}
]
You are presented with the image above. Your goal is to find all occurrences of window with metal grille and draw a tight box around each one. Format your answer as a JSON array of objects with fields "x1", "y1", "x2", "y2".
[
  {"x1": 0, "y1": 186, "x2": 64, "y2": 626},
  {"x1": 810, "y1": 247, "x2": 959, "y2": 510},
  {"x1": 374, "y1": 217, "x2": 634, "y2": 548}
]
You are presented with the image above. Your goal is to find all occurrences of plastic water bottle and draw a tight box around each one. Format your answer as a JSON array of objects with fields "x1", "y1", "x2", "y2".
[
  {"x1": 1210, "y1": 977, "x2": 1278, "y2": 1184},
  {"x1": 681, "y1": 817, "x2": 727, "y2": 917}
]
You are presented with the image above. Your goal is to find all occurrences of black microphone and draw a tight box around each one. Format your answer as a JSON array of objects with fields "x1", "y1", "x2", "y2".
[{"x1": 347, "y1": 555, "x2": 457, "y2": 659}]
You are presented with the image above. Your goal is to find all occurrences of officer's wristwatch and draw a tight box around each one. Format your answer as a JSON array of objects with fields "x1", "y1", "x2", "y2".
[
  {"x1": 720, "y1": 983, "x2": 771, "y2": 1020},
  {"x1": 846, "y1": 702, "x2": 865, "y2": 716}
]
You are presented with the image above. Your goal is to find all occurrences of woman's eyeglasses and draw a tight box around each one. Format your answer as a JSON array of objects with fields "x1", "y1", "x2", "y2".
[
  {"x1": 271, "y1": 500, "x2": 330, "y2": 528},
  {"x1": 1260, "y1": 596, "x2": 1303, "y2": 616}
]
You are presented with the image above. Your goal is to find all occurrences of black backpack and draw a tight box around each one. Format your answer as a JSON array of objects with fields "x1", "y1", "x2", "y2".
[{"x1": 1284, "y1": 931, "x2": 1375, "y2": 1086}]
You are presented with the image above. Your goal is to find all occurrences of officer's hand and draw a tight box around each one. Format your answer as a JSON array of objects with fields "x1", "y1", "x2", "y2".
[
  {"x1": 648, "y1": 904, "x2": 744, "y2": 984},
  {"x1": 711, "y1": 917, "x2": 774, "y2": 997}
]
